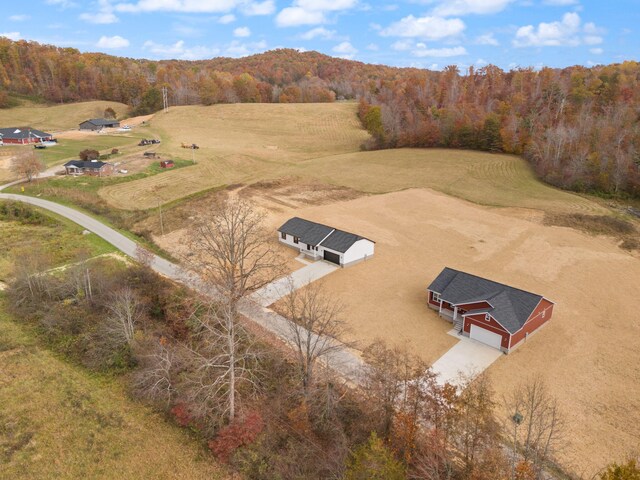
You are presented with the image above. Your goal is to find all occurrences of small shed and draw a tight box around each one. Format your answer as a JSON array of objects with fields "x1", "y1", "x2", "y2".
[
  {"x1": 143, "y1": 152, "x2": 158, "y2": 158},
  {"x1": 79, "y1": 118, "x2": 120, "y2": 131},
  {"x1": 277, "y1": 217, "x2": 375, "y2": 267},
  {"x1": 160, "y1": 160, "x2": 174, "y2": 168}
]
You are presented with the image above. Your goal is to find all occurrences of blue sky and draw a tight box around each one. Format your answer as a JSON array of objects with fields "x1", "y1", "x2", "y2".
[{"x1": 1, "y1": 0, "x2": 638, "y2": 70}]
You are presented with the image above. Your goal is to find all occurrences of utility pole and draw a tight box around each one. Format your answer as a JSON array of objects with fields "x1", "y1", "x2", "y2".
[
  {"x1": 192, "y1": 146, "x2": 195, "y2": 165},
  {"x1": 162, "y1": 86, "x2": 169, "y2": 113},
  {"x1": 158, "y1": 197, "x2": 164, "y2": 235}
]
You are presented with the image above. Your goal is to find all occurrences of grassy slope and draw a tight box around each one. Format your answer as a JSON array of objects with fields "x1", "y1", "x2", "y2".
[
  {"x1": 0, "y1": 207, "x2": 116, "y2": 280},
  {"x1": 97, "y1": 103, "x2": 606, "y2": 216},
  {"x1": 0, "y1": 100, "x2": 128, "y2": 131},
  {"x1": 0, "y1": 307, "x2": 226, "y2": 480},
  {"x1": 98, "y1": 102, "x2": 370, "y2": 209}
]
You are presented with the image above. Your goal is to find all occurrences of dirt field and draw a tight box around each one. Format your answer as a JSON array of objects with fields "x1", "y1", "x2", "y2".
[{"x1": 159, "y1": 185, "x2": 639, "y2": 473}]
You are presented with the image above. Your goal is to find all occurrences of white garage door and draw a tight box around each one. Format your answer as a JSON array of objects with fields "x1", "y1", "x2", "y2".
[{"x1": 469, "y1": 324, "x2": 503, "y2": 350}]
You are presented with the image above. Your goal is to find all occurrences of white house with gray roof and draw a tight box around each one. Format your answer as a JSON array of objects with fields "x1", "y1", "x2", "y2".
[
  {"x1": 277, "y1": 217, "x2": 374, "y2": 267},
  {"x1": 427, "y1": 268, "x2": 554, "y2": 353}
]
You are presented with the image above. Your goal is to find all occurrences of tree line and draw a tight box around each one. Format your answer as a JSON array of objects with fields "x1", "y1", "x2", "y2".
[
  {"x1": 4, "y1": 199, "x2": 638, "y2": 479},
  {"x1": 1, "y1": 39, "x2": 638, "y2": 197}
]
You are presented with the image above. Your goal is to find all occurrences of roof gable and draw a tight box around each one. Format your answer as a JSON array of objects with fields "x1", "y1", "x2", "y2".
[
  {"x1": 428, "y1": 268, "x2": 547, "y2": 334},
  {"x1": 64, "y1": 160, "x2": 108, "y2": 169},
  {"x1": 278, "y1": 217, "x2": 373, "y2": 254},
  {"x1": 82, "y1": 118, "x2": 118, "y2": 126},
  {"x1": 0, "y1": 127, "x2": 52, "y2": 139}
]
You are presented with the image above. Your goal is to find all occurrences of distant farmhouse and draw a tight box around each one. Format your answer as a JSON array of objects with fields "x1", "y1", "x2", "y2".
[
  {"x1": 0, "y1": 127, "x2": 53, "y2": 145},
  {"x1": 79, "y1": 118, "x2": 120, "y2": 131},
  {"x1": 63, "y1": 160, "x2": 114, "y2": 177},
  {"x1": 278, "y1": 217, "x2": 374, "y2": 267},
  {"x1": 427, "y1": 268, "x2": 554, "y2": 353}
]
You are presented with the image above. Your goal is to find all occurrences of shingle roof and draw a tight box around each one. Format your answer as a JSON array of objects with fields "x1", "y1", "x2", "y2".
[
  {"x1": 82, "y1": 118, "x2": 119, "y2": 126},
  {"x1": 0, "y1": 127, "x2": 52, "y2": 139},
  {"x1": 64, "y1": 160, "x2": 108, "y2": 169},
  {"x1": 278, "y1": 217, "x2": 373, "y2": 254},
  {"x1": 428, "y1": 267, "x2": 548, "y2": 334}
]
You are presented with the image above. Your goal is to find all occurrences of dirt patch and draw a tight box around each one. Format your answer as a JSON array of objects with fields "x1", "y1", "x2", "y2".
[
  {"x1": 239, "y1": 177, "x2": 362, "y2": 211},
  {"x1": 544, "y1": 212, "x2": 639, "y2": 252}
]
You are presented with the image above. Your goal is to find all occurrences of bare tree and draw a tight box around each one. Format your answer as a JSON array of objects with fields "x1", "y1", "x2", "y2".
[
  {"x1": 135, "y1": 243, "x2": 155, "y2": 267},
  {"x1": 131, "y1": 338, "x2": 179, "y2": 406},
  {"x1": 9, "y1": 245, "x2": 54, "y2": 306},
  {"x1": 184, "y1": 197, "x2": 284, "y2": 422},
  {"x1": 281, "y1": 281, "x2": 350, "y2": 399},
  {"x1": 180, "y1": 299, "x2": 260, "y2": 428},
  {"x1": 102, "y1": 286, "x2": 143, "y2": 347},
  {"x1": 504, "y1": 376, "x2": 565, "y2": 479},
  {"x1": 11, "y1": 148, "x2": 45, "y2": 182}
]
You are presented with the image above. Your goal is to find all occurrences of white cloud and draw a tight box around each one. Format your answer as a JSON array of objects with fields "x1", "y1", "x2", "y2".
[
  {"x1": 225, "y1": 39, "x2": 268, "y2": 57},
  {"x1": 381, "y1": 15, "x2": 465, "y2": 40},
  {"x1": 275, "y1": 0, "x2": 357, "y2": 27},
  {"x1": 543, "y1": 0, "x2": 579, "y2": 5},
  {"x1": 333, "y1": 40, "x2": 357, "y2": 59},
  {"x1": 513, "y1": 12, "x2": 603, "y2": 47},
  {"x1": 276, "y1": 7, "x2": 326, "y2": 26},
  {"x1": 412, "y1": 44, "x2": 468, "y2": 57},
  {"x1": 116, "y1": 0, "x2": 242, "y2": 13},
  {"x1": 589, "y1": 47, "x2": 603, "y2": 54},
  {"x1": 299, "y1": 27, "x2": 336, "y2": 40},
  {"x1": 0, "y1": 32, "x2": 21, "y2": 41},
  {"x1": 296, "y1": 0, "x2": 357, "y2": 11},
  {"x1": 45, "y1": 0, "x2": 78, "y2": 8},
  {"x1": 475, "y1": 33, "x2": 499, "y2": 46},
  {"x1": 366, "y1": 43, "x2": 379, "y2": 50},
  {"x1": 391, "y1": 40, "x2": 413, "y2": 51},
  {"x1": 219, "y1": 14, "x2": 236, "y2": 23},
  {"x1": 9, "y1": 14, "x2": 30, "y2": 21},
  {"x1": 80, "y1": 11, "x2": 119, "y2": 23},
  {"x1": 143, "y1": 39, "x2": 220, "y2": 59},
  {"x1": 241, "y1": 0, "x2": 275, "y2": 15},
  {"x1": 97, "y1": 35, "x2": 130, "y2": 49},
  {"x1": 80, "y1": 0, "x2": 119, "y2": 24},
  {"x1": 233, "y1": 26, "x2": 251, "y2": 37},
  {"x1": 432, "y1": 0, "x2": 514, "y2": 16}
]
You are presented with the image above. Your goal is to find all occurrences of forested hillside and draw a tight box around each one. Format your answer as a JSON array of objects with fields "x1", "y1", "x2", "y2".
[{"x1": 0, "y1": 38, "x2": 638, "y2": 197}]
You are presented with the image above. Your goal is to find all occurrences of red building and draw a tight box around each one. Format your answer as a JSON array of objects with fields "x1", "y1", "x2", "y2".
[
  {"x1": 0, "y1": 127, "x2": 53, "y2": 144},
  {"x1": 427, "y1": 268, "x2": 554, "y2": 353}
]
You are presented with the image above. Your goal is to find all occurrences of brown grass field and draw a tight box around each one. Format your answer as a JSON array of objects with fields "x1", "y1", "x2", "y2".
[
  {"x1": 0, "y1": 100, "x2": 128, "y2": 132},
  {"x1": 0, "y1": 308, "x2": 227, "y2": 480},
  {"x1": 98, "y1": 103, "x2": 606, "y2": 218},
  {"x1": 157, "y1": 183, "x2": 639, "y2": 474},
  {"x1": 98, "y1": 103, "x2": 370, "y2": 209}
]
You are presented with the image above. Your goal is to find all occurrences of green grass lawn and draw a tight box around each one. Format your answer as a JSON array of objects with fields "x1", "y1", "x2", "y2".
[
  {"x1": 0, "y1": 302, "x2": 226, "y2": 480},
  {"x1": 0, "y1": 205, "x2": 116, "y2": 280},
  {"x1": 36, "y1": 136, "x2": 142, "y2": 167}
]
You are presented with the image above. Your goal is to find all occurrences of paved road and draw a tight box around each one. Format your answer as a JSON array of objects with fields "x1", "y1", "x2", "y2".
[
  {"x1": 0, "y1": 178, "x2": 498, "y2": 388},
  {"x1": 0, "y1": 184, "x2": 366, "y2": 384}
]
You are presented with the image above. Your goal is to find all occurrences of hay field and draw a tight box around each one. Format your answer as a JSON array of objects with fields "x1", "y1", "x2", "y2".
[
  {"x1": 98, "y1": 103, "x2": 605, "y2": 216},
  {"x1": 234, "y1": 187, "x2": 637, "y2": 473},
  {"x1": 0, "y1": 309, "x2": 226, "y2": 480},
  {"x1": 294, "y1": 148, "x2": 607, "y2": 214},
  {"x1": 0, "y1": 100, "x2": 128, "y2": 132},
  {"x1": 98, "y1": 103, "x2": 370, "y2": 209}
]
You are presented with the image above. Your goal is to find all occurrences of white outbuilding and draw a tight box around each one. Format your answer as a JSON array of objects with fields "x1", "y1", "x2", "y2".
[{"x1": 277, "y1": 217, "x2": 374, "y2": 267}]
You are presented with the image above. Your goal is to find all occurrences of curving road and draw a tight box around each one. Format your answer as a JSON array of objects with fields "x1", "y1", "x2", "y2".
[{"x1": 0, "y1": 180, "x2": 367, "y2": 384}]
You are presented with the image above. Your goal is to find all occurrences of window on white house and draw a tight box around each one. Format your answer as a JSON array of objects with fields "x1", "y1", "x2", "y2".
[
  {"x1": 281, "y1": 232, "x2": 286, "y2": 240},
  {"x1": 433, "y1": 292, "x2": 441, "y2": 302},
  {"x1": 293, "y1": 237, "x2": 299, "y2": 244}
]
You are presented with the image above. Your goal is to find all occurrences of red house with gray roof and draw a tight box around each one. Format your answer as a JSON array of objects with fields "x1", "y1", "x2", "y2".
[{"x1": 427, "y1": 268, "x2": 554, "y2": 353}]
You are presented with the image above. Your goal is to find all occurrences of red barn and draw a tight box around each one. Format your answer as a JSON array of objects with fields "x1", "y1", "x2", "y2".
[
  {"x1": 0, "y1": 127, "x2": 53, "y2": 144},
  {"x1": 427, "y1": 268, "x2": 554, "y2": 353}
]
